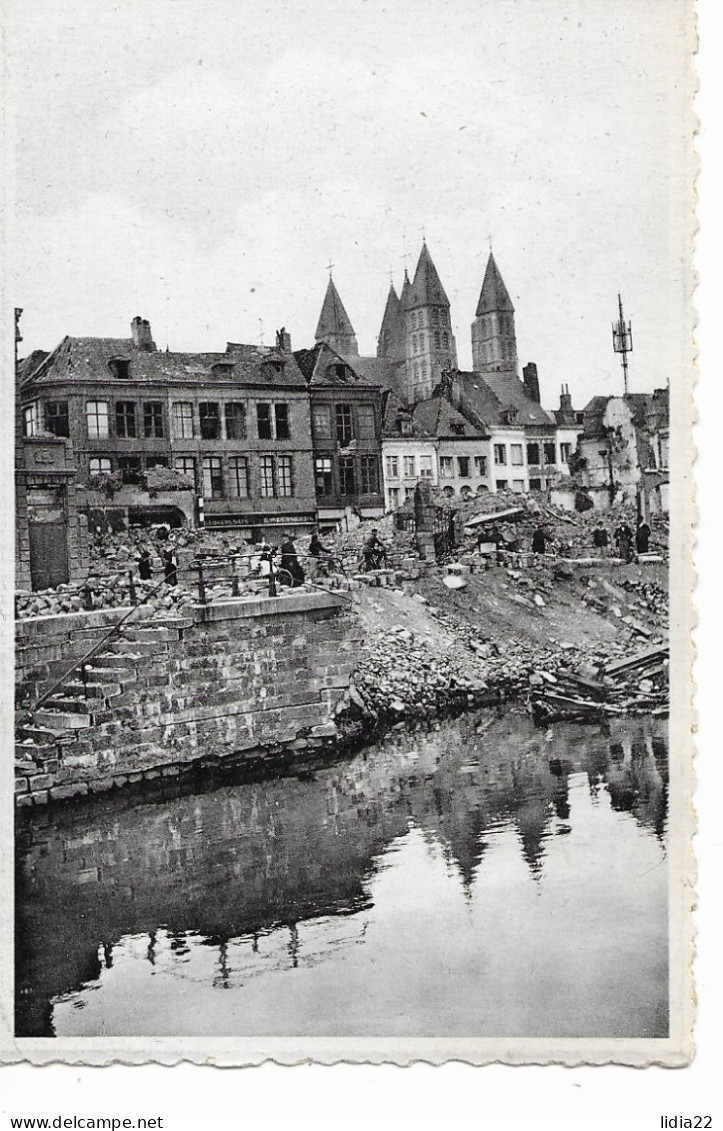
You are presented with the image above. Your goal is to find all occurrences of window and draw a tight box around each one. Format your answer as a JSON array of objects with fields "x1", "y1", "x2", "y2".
[
  {"x1": 315, "y1": 457, "x2": 333, "y2": 496},
  {"x1": 418, "y1": 332, "x2": 425, "y2": 349},
  {"x1": 143, "y1": 402, "x2": 164, "y2": 438},
  {"x1": 529, "y1": 478, "x2": 542, "y2": 491},
  {"x1": 23, "y1": 403, "x2": 42, "y2": 436},
  {"x1": 257, "y1": 403, "x2": 273, "y2": 439},
  {"x1": 199, "y1": 402, "x2": 221, "y2": 440},
  {"x1": 526, "y1": 443, "x2": 540, "y2": 465},
  {"x1": 419, "y1": 455, "x2": 433, "y2": 478},
  {"x1": 335, "y1": 404, "x2": 354, "y2": 444},
  {"x1": 115, "y1": 401, "x2": 137, "y2": 438},
  {"x1": 474, "y1": 455, "x2": 487, "y2": 477},
  {"x1": 560, "y1": 443, "x2": 571, "y2": 464},
  {"x1": 274, "y1": 404, "x2": 290, "y2": 440},
  {"x1": 172, "y1": 402, "x2": 195, "y2": 439},
  {"x1": 277, "y1": 456, "x2": 293, "y2": 497},
  {"x1": 410, "y1": 312, "x2": 417, "y2": 330},
  {"x1": 357, "y1": 405, "x2": 376, "y2": 439},
  {"x1": 442, "y1": 332, "x2": 449, "y2": 349},
  {"x1": 227, "y1": 456, "x2": 249, "y2": 497},
  {"x1": 511, "y1": 479, "x2": 525, "y2": 493},
  {"x1": 457, "y1": 456, "x2": 470, "y2": 478},
  {"x1": 108, "y1": 358, "x2": 130, "y2": 379},
  {"x1": 89, "y1": 457, "x2": 112, "y2": 476},
  {"x1": 202, "y1": 457, "x2": 223, "y2": 498},
  {"x1": 493, "y1": 444, "x2": 507, "y2": 465},
  {"x1": 399, "y1": 416, "x2": 412, "y2": 435},
  {"x1": 339, "y1": 455, "x2": 355, "y2": 495},
  {"x1": 385, "y1": 455, "x2": 399, "y2": 479},
  {"x1": 439, "y1": 456, "x2": 454, "y2": 477},
  {"x1": 403, "y1": 455, "x2": 416, "y2": 478},
  {"x1": 86, "y1": 401, "x2": 109, "y2": 439},
  {"x1": 259, "y1": 456, "x2": 275, "y2": 497},
  {"x1": 511, "y1": 444, "x2": 524, "y2": 466},
  {"x1": 432, "y1": 309, "x2": 439, "y2": 326},
  {"x1": 45, "y1": 401, "x2": 69, "y2": 437},
  {"x1": 451, "y1": 422, "x2": 465, "y2": 436},
  {"x1": 412, "y1": 334, "x2": 418, "y2": 354},
  {"x1": 312, "y1": 405, "x2": 332, "y2": 438},
  {"x1": 495, "y1": 479, "x2": 507, "y2": 491},
  {"x1": 405, "y1": 487, "x2": 415, "y2": 501},
  {"x1": 145, "y1": 455, "x2": 169, "y2": 469},
  {"x1": 118, "y1": 455, "x2": 142, "y2": 484},
  {"x1": 224, "y1": 402, "x2": 247, "y2": 440},
  {"x1": 543, "y1": 442, "x2": 557, "y2": 465},
  {"x1": 388, "y1": 487, "x2": 400, "y2": 509},
  {"x1": 361, "y1": 455, "x2": 379, "y2": 495},
  {"x1": 434, "y1": 331, "x2": 441, "y2": 347},
  {"x1": 175, "y1": 457, "x2": 197, "y2": 487}
]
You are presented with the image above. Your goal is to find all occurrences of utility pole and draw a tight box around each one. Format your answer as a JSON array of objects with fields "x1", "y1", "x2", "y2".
[{"x1": 612, "y1": 293, "x2": 633, "y2": 395}]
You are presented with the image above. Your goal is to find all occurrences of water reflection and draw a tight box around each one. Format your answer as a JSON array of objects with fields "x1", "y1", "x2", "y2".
[{"x1": 15, "y1": 710, "x2": 668, "y2": 1039}]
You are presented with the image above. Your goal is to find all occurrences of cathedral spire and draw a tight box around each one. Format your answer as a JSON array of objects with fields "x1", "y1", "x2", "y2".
[
  {"x1": 314, "y1": 277, "x2": 359, "y2": 357},
  {"x1": 471, "y1": 252, "x2": 517, "y2": 374},
  {"x1": 400, "y1": 244, "x2": 457, "y2": 403},
  {"x1": 377, "y1": 282, "x2": 405, "y2": 362}
]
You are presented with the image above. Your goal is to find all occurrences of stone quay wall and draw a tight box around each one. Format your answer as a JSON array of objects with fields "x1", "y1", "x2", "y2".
[{"x1": 16, "y1": 592, "x2": 361, "y2": 807}]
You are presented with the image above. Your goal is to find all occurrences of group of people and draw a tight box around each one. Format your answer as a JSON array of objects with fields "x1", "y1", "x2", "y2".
[
  {"x1": 136, "y1": 546, "x2": 178, "y2": 586},
  {"x1": 475, "y1": 517, "x2": 653, "y2": 563}
]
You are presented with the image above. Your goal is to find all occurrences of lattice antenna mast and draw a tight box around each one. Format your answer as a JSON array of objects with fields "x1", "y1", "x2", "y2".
[{"x1": 612, "y1": 293, "x2": 633, "y2": 395}]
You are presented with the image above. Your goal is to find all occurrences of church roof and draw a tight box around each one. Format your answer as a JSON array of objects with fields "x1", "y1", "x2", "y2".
[
  {"x1": 315, "y1": 278, "x2": 357, "y2": 343},
  {"x1": 406, "y1": 243, "x2": 450, "y2": 309},
  {"x1": 476, "y1": 253, "x2": 514, "y2": 316}
]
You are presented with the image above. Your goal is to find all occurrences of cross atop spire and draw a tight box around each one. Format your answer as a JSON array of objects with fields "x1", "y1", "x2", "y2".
[{"x1": 325, "y1": 259, "x2": 335, "y2": 279}]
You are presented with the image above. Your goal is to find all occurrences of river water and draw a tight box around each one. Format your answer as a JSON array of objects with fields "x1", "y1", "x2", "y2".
[{"x1": 15, "y1": 709, "x2": 668, "y2": 1039}]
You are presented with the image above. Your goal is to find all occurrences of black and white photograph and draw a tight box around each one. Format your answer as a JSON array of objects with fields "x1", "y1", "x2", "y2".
[{"x1": 2, "y1": 0, "x2": 695, "y2": 1066}]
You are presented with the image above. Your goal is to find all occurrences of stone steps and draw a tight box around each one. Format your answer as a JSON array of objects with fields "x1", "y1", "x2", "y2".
[{"x1": 33, "y1": 709, "x2": 91, "y2": 730}]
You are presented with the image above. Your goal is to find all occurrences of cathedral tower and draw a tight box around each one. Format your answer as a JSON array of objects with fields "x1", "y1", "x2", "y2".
[
  {"x1": 315, "y1": 277, "x2": 359, "y2": 357},
  {"x1": 471, "y1": 253, "x2": 518, "y2": 375},
  {"x1": 402, "y1": 243, "x2": 458, "y2": 403}
]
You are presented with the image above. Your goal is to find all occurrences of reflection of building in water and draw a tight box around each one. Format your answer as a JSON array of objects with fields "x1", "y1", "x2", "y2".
[{"x1": 15, "y1": 713, "x2": 667, "y2": 1036}]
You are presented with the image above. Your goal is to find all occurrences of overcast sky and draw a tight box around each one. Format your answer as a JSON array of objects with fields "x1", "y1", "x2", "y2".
[{"x1": 8, "y1": 0, "x2": 692, "y2": 407}]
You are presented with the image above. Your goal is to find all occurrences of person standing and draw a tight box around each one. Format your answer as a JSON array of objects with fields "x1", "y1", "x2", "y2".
[
  {"x1": 137, "y1": 550, "x2": 153, "y2": 580},
  {"x1": 163, "y1": 546, "x2": 178, "y2": 586},
  {"x1": 636, "y1": 520, "x2": 651, "y2": 554},
  {"x1": 531, "y1": 526, "x2": 548, "y2": 554},
  {"x1": 280, "y1": 531, "x2": 305, "y2": 587}
]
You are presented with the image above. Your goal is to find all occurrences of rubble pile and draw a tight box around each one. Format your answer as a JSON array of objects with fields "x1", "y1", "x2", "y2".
[{"x1": 529, "y1": 644, "x2": 669, "y2": 723}]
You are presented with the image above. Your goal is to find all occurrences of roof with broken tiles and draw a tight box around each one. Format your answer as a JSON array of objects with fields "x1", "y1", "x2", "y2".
[{"x1": 20, "y1": 336, "x2": 309, "y2": 389}]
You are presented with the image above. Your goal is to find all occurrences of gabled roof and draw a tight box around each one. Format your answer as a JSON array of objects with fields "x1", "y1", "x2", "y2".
[
  {"x1": 382, "y1": 388, "x2": 436, "y2": 438},
  {"x1": 475, "y1": 371, "x2": 555, "y2": 427},
  {"x1": 377, "y1": 283, "x2": 405, "y2": 361},
  {"x1": 406, "y1": 243, "x2": 450, "y2": 309},
  {"x1": 412, "y1": 396, "x2": 486, "y2": 439},
  {"x1": 476, "y1": 253, "x2": 514, "y2": 316},
  {"x1": 22, "y1": 336, "x2": 308, "y2": 389},
  {"x1": 314, "y1": 278, "x2": 358, "y2": 348}
]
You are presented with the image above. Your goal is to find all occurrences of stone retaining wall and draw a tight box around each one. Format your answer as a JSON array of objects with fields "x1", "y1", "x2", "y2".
[{"x1": 16, "y1": 592, "x2": 361, "y2": 807}]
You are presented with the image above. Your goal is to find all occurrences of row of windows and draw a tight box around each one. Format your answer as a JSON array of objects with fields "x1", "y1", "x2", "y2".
[
  {"x1": 314, "y1": 455, "x2": 379, "y2": 498},
  {"x1": 87, "y1": 454, "x2": 295, "y2": 499},
  {"x1": 385, "y1": 454, "x2": 434, "y2": 480},
  {"x1": 22, "y1": 399, "x2": 292, "y2": 442},
  {"x1": 438, "y1": 455, "x2": 488, "y2": 478},
  {"x1": 409, "y1": 308, "x2": 448, "y2": 330},
  {"x1": 476, "y1": 340, "x2": 516, "y2": 364},
  {"x1": 409, "y1": 331, "x2": 450, "y2": 355},
  {"x1": 311, "y1": 403, "x2": 376, "y2": 443}
]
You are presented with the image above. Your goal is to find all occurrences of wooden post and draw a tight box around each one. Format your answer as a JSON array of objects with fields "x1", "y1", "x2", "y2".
[
  {"x1": 128, "y1": 570, "x2": 137, "y2": 606},
  {"x1": 231, "y1": 555, "x2": 240, "y2": 597},
  {"x1": 196, "y1": 563, "x2": 207, "y2": 605}
]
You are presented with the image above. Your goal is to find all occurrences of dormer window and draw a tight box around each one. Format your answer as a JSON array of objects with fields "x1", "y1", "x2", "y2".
[
  {"x1": 108, "y1": 357, "x2": 130, "y2": 379},
  {"x1": 325, "y1": 362, "x2": 353, "y2": 382},
  {"x1": 210, "y1": 360, "x2": 235, "y2": 377},
  {"x1": 451, "y1": 422, "x2": 465, "y2": 436},
  {"x1": 261, "y1": 358, "x2": 286, "y2": 379},
  {"x1": 399, "y1": 416, "x2": 412, "y2": 435}
]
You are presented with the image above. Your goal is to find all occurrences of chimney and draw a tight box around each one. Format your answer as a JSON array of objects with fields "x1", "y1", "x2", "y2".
[
  {"x1": 131, "y1": 316, "x2": 155, "y2": 351},
  {"x1": 559, "y1": 382, "x2": 573, "y2": 411},
  {"x1": 275, "y1": 326, "x2": 292, "y2": 353},
  {"x1": 523, "y1": 362, "x2": 540, "y2": 404}
]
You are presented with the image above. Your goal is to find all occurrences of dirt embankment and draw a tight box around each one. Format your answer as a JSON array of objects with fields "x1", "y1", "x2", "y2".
[{"x1": 343, "y1": 558, "x2": 668, "y2": 730}]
